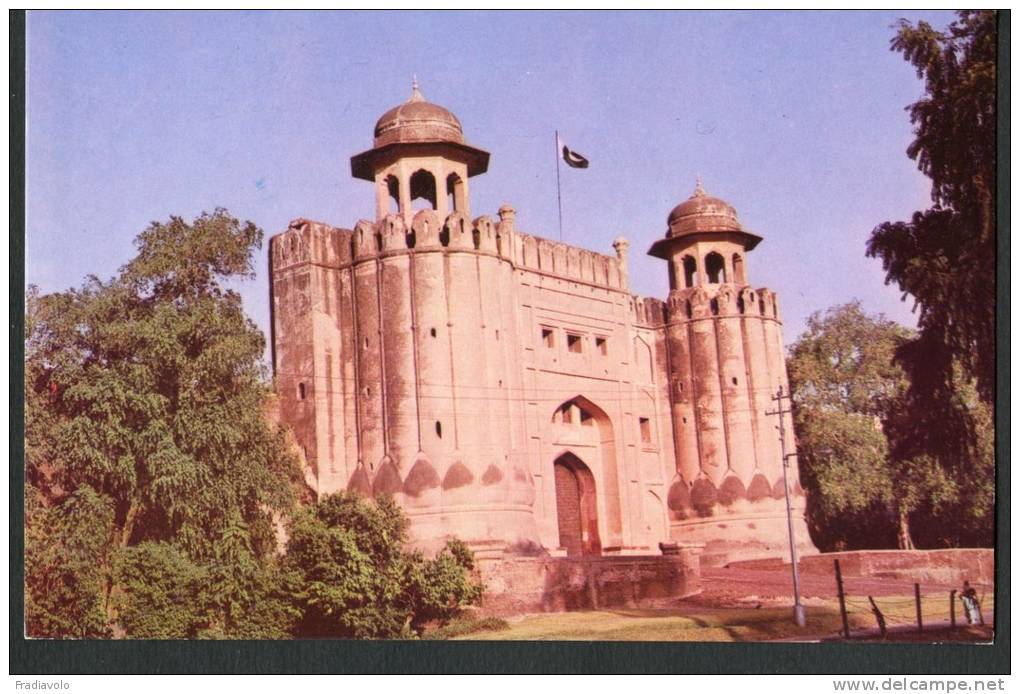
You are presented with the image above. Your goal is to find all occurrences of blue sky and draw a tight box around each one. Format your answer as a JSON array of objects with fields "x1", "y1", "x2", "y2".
[{"x1": 26, "y1": 10, "x2": 954, "y2": 353}]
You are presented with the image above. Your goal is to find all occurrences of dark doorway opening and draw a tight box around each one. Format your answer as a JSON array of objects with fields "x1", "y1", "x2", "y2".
[{"x1": 553, "y1": 453, "x2": 601, "y2": 557}]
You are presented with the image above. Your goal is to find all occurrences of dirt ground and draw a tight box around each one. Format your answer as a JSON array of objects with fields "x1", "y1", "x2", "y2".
[{"x1": 452, "y1": 562, "x2": 994, "y2": 642}]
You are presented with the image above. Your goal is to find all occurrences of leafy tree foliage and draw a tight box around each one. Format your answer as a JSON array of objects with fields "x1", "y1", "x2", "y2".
[
  {"x1": 112, "y1": 542, "x2": 210, "y2": 639},
  {"x1": 24, "y1": 487, "x2": 114, "y2": 638},
  {"x1": 284, "y1": 492, "x2": 482, "y2": 638},
  {"x1": 882, "y1": 372, "x2": 994, "y2": 549},
  {"x1": 862, "y1": 11, "x2": 997, "y2": 549},
  {"x1": 25, "y1": 209, "x2": 485, "y2": 639},
  {"x1": 867, "y1": 10, "x2": 997, "y2": 405},
  {"x1": 403, "y1": 538, "x2": 483, "y2": 635},
  {"x1": 789, "y1": 302, "x2": 993, "y2": 550},
  {"x1": 24, "y1": 210, "x2": 303, "y2": 638},
  {"x1": 789, "y1": 303, "x2": 912, "y2": 550}
]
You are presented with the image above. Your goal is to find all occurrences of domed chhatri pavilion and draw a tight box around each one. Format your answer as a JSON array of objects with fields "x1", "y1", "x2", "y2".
[{"x1": 269, "y1": 84, "x2": 814, "y2": 604}]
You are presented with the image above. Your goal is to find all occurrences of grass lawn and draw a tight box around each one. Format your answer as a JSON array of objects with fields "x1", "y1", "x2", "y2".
[{"x1": 449, "y1": 595, "x2": 994, "y2": 642}]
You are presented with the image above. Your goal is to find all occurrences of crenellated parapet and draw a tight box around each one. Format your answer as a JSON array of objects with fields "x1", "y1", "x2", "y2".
[
  {"x1": 665, "y1": 284, "x2": 782, "y2": 323},
  {"x1": 510, "y1": 231, "x2": 627, "y2": 290},
  {"x1": 412, "y1": 209, "x2": 443, "y2": 248},
  {"x1": 272, "y1": 210, "x2": 634, "y2": 298},
  {"x1": 270, "y1": 218, "x2": 353, "y2": 271},
  {"x1": 630, "y1": 295, "x2": 667, "y2": 327},
  {"x1": 297, "y1": 210, "x2": 524, "y2": 265}
]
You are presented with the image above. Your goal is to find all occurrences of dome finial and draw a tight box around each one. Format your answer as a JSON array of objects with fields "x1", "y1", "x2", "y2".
[
  {"x1": 693, "y1": 174, "x2": 706, "y2": 198},
  {"x1": 410, "y1": 74, "x2": 424, "y2": 103}
]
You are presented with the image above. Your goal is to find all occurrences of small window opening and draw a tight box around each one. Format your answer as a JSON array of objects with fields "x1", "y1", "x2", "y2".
[
  {"x1": 710, "y1": 298, "x2": 719, "y2": 315},
  {"x1": 495, "y1": 329, "x2": 500, "y2": 341},
  {"x1": 567, "y1": 333, "x2": 583, "y2": 354},
  {"x1": 364, "y1": 336, "x2": 369, "y2": 349},
  {"x1": 595, "y1": 336, "x2": 608, "y2": 355},
  {"x1": 542, "y1": 327, "x2": 555, "y2": 348},
  {"x1": 683, "y1": 255, "x2": 698, "y2": 288},
  {"x1": 446, "y1": 173, "x2": 464, "y2": 213},
  {"x1": 682, "y1": 416, "x2": 687, "y2": 424},
  {"x1": 685, "y1": 300, "x2": 693, "y2": 319},
  {"x1": 705, "y1": 252, "x2": 726, "y2": 284},
  {"x1": 298, "y1": 382, "x2": 306, "y2": 400},
  {"x1": 430, "y1": 327, "x2": 437, "y2": 338},
  {"x1": 639, "y1": 417, "x2": 652, "y2": 444},
  {"x1": 435, "y1": 421, "x2": 442, "y2": 438},
  {"x1": 409, "y1": 169, "x2": 438, "y2": 211},
  {"x1": 561, "y1": 403, "x2": 574, "y2": 424},
  {"x1": 731, "y1": 376, "x2": 738, "y2": 386},
  {"x1": 386, "y1": 175, "x2": 400, "y2": 214}
]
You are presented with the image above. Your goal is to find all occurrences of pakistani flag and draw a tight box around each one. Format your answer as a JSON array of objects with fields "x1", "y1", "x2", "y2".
[{"x1": 557, "y1": 134, "x2": 589, "y2": 169}]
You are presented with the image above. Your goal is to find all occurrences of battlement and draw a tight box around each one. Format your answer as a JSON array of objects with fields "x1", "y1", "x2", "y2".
[
  {"x1": 270, "y1": 208, "x2": 631, "y2": 292},
  {"x1": 270, "y1": 218, "x2": 353, "y2": 270},
  {"x1": 630, "y1": 295, "x2": 667, "y2": 327},
  {"x1": 665, "y1": 284, "x2": 781, "y2": 321},
  {"x1": 511, "y1": 232, "x2": 627, "y2": 290}
]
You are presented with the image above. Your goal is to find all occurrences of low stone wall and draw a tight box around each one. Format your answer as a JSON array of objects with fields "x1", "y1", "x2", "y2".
[
  {"x1": 475, "y1": 550, "x2": 702, "y2": 616},
  {"x1": 799, "y1": 549, "x2": 994, "y2": 588}
]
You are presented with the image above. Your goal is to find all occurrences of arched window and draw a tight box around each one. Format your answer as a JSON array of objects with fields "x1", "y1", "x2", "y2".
[
  {"x1": 732, "y1": 253, "x2": 746, "y2": 284},
  {"x1": 386, "y1": 175, "x2": 400, "y2": 214},
  {"x1": 705, "y1": 252, "x2": 726, "y2": 284},
  {"x1": 682, "y1": 255, "x2": 698, "y2": 288},
  {"x1": 409, "y1": 169, "x2": 437, "y2": 210},
  {"x1": 446, "y1": 173, "x2": 464, "y2": 212}
]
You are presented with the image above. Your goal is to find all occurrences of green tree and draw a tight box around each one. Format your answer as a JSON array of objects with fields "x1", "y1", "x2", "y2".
[
  {"x1": 867, "y1": 10, "x2": 997, "y2": 405},
  {"x1": 864, "y1": 11, "x2": 997, "y2": 549},
  {"x1": 403, "y1": 538, "x2": 484, "y2": 635},
  {"x1": 24, "y1": 210, "x2": 303, "y2": 638},
  {"x1": 882, "y1": 371, "x2": 994, "y2": 548},
  {"x1": 24, "y1": 487, "x2": 115, "y2": 638},
  {"x1": 788, "y1": 303, "x2": 915, "y2": 550},
  {"x1": 284, "y1": 492, "x2": 482, "y2": 638},
  {"x1": 789, "y1": 302, "x2": 992, "y2": 550}
]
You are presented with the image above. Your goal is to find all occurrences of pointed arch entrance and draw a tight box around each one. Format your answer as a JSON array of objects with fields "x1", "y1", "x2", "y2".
[
  {"x1": 553, "y1": 452, "x2": 601, "y2": 556},
  {"x1": 547, "y1": 395, "x2": 623, "y2": 553}
]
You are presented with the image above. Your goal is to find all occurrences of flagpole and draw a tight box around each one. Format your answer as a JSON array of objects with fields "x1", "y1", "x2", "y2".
[{"x1": 555, "y1": 130, "x2": 563, "y2": 241}]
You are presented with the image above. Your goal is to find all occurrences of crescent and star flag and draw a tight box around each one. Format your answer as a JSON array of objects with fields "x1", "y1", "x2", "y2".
[{"x1": 557, "y1": 134, "x2": 589, "y2": 169}]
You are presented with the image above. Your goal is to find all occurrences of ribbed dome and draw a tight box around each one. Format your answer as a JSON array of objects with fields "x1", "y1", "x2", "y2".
[
  {"x1": 666, "y1": 178, "x2": 742, "y2": 237},
  {"x1": 373, "y1": 80, "x2": 464, "y2": 147}
]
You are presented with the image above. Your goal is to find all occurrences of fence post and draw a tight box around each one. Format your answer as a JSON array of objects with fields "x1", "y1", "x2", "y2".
[
  {"x1": 868, "y1": 596, "x2": 887, "y2": 638},
  {"x1": 950, "y1": 589, "x2": 956, "y2": 628},
  {"x1": 914, "y1": 583, "x2": 923, "y2": 633},
  {"x1": 835, "y1": 559, "x2": 850, "y2": 639}
]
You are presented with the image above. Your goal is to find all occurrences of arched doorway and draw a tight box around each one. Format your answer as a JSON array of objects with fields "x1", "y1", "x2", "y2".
[{"x1": 553, "y1": 452, "x2": 601, "y2": 556}]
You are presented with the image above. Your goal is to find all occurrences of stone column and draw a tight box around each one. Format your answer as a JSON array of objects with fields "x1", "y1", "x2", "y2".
[
  {"x1": 351, "y1": 220, "x2": 385, "y2": 484},
  {"x1": 715, "y1": 284, "x2": 756, "y2": 486},
  {"x1": 688, "y1": 287, "x2": 728, "y2": 486},
  {"x1": 377, "y1": 215, "x2": 417, "y2": 494}
]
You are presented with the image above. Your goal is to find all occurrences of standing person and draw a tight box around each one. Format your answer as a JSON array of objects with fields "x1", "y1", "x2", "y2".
[{"x1": 960, "y1": 581, "x2": 981, "y2": 625}]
